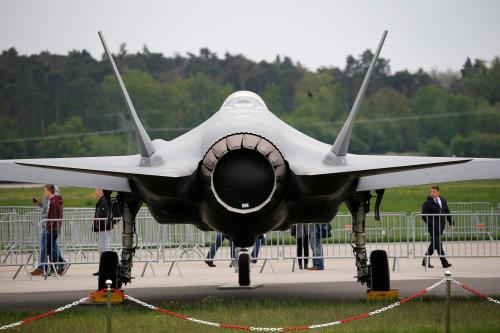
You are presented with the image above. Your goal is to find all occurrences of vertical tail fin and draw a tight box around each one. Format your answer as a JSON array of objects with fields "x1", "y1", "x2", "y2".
[
  {"x1": 331, "y1": 30, "x2": 388, "y2": 156},
  {"x1": 98, "y1": 31, "x2": 156, "y2": 158}
]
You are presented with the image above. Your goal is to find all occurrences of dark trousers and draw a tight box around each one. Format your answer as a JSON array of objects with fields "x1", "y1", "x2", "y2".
[
  {"x1": 206, "y1": 234, "x2": 264, "y2": 264},
  {"x1": 251, "y1": 235, "x2": 265, "y2": 263},
  {"x1": 46, "y1": 231, "x2": 65, "y2": 270},
  {"x1": 206, "y1": 234, "x2": 234, "y2": 262},
  {"x1": 296, "y1": 236, "x2": 309, "y2": 268},
  {"x1": 423, "y1": 232, "x2": 449, "y2": 266}
]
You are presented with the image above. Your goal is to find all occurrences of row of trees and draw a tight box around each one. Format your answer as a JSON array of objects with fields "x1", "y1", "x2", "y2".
[{"x1": 0, "y1": 45, "x2": 499, "y2": 159}]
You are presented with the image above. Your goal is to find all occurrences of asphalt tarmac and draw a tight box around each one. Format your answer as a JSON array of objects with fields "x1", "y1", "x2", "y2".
[{"x1": 1, "y1": 278, "x2": 498, "y2": 310}]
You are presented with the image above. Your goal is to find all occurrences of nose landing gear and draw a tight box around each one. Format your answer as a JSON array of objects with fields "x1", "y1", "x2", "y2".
[{"x1": 237, "y1": 249, "x2": 251, "y2": 286}]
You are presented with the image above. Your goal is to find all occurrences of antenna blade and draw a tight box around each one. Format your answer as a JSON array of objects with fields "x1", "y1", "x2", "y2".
[
  {"x1": 98, "y1": 31, "x2": 155, "y2": 158},
  {"x1": 331, "y1": 30, "x2": 388, "y2": 156}
]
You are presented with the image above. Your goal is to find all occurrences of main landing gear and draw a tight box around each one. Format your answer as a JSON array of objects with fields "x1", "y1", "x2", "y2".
[
  {"x1": 345, "y1": 190, "x2": 390, "y2": 291},
  {"x1": 97, "y1": 192, "x2": 142, "y2": 291}
]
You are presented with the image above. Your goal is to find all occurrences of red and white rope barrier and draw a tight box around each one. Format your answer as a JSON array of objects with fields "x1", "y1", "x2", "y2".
[
  {"x1": 451, "y1": 278, "x2": 500, "y2": 305},
  {"x1": 116, "y1": 279, "x2": 448, "y2": 331},
  {"x1": 1, "y1": 278, "x2": 498, "y2": 331},
  {"x1": 0, "y1": 290, "x2": 106, "y2": 331}
]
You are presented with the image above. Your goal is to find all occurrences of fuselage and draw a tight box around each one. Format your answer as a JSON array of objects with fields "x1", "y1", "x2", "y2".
[{"x1": 126, "y1": 91, "x2": 356, "y2": 247}]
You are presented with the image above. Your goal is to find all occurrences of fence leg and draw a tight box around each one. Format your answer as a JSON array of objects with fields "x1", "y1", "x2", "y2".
[
  {"x1": 167, "y1": 261, "x2": 174, "y2": 276},
  {"x1": 149, "y1": 262, "x2": 156, "y2": 277},
  {"x1": 258, "y1": 259, "x2": 275, "y2": 274},
  {"x1": 12, "y1": 264, "x2": 34, "y2": 280},
  {"x1": 259, "y1": 259, "x2": 267, "y2": 274},
  {"x1": 268, "y1": 260, "x2": 276, "y2": 274},
  {"x1": 141, "y1": 262, "x2": 156, "y2": 277},
  {"x1": 167, "y1": 261, "x2": 182, "y2": 276},
  {"x1": 106, "y1": 279, "x2": 112, "y2": 333},
  {"x1": 445, "y1": 271, "x2": 451, "y2": 333},
  {"x1": 141, "y1": 262, "x2": 148, "y2": 277}
]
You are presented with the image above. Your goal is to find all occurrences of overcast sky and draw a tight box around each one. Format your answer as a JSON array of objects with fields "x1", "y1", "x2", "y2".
[{"x1": 1, "y1": 0, "x2": 499, "y2": 72}]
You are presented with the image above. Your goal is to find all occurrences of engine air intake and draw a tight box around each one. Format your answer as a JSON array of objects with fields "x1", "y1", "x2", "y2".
[{"x1": 200, "y1": 133, "x2": 286, "y2": 214}]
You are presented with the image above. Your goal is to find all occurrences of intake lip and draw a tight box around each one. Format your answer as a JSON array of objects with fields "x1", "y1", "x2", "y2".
[{"x1": 200, "y1": 133, "x2": 286, "y2": 214}]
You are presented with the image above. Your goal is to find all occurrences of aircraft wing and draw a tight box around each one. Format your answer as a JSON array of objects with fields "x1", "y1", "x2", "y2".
[
  {"x1": 356, "y1": 157, "x2": 500, "y2": 191},
  {"x1": 0, "y1": 152, "x2": 199, "y2": 192},
  {"x1": 291, "y1": 153, "x2": 471, "y2": 177},
  {"x1": 0, "y1": 157, "x2": 132, "y2": 192}
]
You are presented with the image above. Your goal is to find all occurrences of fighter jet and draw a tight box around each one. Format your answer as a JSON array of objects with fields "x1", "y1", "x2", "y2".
[{"x1": 1, "y1": 31, "x2": 499, "y2": 290}]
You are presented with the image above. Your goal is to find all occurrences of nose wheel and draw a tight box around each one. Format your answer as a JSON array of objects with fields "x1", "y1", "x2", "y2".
[{"x1": 237, "y1": 249, "x2": 251, "y2": 286}]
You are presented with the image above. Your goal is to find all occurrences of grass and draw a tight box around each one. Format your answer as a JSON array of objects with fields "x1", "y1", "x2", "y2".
[
  {"x1": 0, "y1": 297, "x2": 499, "y2": 332},
  {"x1": 0, "y1": 186, "x2": 97, "y2": 208},
  {"x1": 378, "y1": 180, "x2": 500, "y2": 213},
  {"x1": 1, "y1": 180, "x2": 500, "y2": 212}
]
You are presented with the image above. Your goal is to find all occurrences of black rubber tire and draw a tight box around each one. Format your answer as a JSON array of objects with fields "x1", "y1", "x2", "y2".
[
  {"x1": 238, "y1": 252, "x2": 251, "y2": 286},
  {"x1": 98, "y1": 251, "x2": 119, "y2": 291},
  {"x1": 370, "y1": 250, "x2": 390, "y2": 291}
]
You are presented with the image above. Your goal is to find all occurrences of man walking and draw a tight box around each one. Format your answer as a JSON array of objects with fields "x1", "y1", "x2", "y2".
[
  {"x1": 93, "y1": 188, "x2": 113, "y2": 276},
  {"x1": 421, "y1": 185, "x2": 453, "y2": 268}
]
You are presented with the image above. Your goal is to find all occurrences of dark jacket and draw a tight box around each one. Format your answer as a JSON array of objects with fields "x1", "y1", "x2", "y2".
[
  {"x1": 421, "y1": 196, "x2": 453, "y2": 234},
  {"x1": 46, "y1": 195, "x2": 63, "y2": 233},
  {"x1": 93, "y1": 196, "x2": 111, "y2": 232}
]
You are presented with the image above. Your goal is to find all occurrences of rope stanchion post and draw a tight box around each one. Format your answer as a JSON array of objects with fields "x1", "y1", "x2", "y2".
[
  {"x1": 106, "y1": 279, "x2": 112, "y2": 333},
  {"x1": 444, "y1": 271, "x2": 451, "y2": 333}
]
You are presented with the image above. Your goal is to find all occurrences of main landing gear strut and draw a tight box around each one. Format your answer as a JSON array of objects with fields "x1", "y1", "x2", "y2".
[
  {"x1": 97, "y1": 192, "x2": 142, "y2": 291},
  {"x1": 345, "y1": 190, "x2": 390, "y2": 291}
]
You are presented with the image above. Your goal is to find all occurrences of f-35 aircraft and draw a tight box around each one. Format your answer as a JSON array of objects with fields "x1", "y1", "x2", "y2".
[{"x1": 2, "y1": 31, "x2": 499, "y2": 290}]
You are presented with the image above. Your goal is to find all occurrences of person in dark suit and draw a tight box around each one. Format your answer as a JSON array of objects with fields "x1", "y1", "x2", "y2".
[
  {"x1": 421, "y1": 185, "x2": 453, "y2": 268},
  {"x1": 92, "y1": 188, "x2": 113, "y2": 276}
]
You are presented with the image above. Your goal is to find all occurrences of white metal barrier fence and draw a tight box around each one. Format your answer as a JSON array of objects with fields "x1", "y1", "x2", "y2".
[
  {"x1": 282, "y1": 213, "x2": 410, "y2": 271},
  {"x1": 1, "y1": 206, "x2": 500, "y2": 279},
  {"x1": 413, "y1": 212, "x2": 500, "y2": 259},
  {"x1": 447, "y1": 202, "x2": 494, "y2": 213}
]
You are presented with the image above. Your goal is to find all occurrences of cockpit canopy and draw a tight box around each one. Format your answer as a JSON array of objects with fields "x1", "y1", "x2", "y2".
[{"x1": 221, "y1": 91, "x2": 268, "y2": 109}]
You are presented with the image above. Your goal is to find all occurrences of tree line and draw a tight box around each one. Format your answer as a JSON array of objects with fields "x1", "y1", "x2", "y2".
[{"x1": 0, "y1": 45, "x2": 499, "y2": 159}]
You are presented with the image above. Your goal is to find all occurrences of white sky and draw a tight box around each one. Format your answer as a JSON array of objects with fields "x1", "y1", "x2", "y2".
[{"x1": 0, "y1": 0, "x2": 499, "y2": 72}]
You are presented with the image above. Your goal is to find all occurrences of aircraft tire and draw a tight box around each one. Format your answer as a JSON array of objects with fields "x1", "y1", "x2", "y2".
[
  {"x1": 238, "y1": 252, "x2": 251, "y2": 286},
  {"x1": 98, "y1": 251, "x2": 120, "y2": 291},
  {"x1": 369, "y1": 250, "x2": 390, "y2": 291}
]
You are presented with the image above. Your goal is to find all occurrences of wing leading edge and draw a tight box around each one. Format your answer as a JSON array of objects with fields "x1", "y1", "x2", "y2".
[
  {"x1": 356, "y1": 157, "x2": 500, "y2": 191},
  {"x1": 0, "y1": 161, "x2": 131, "y2": 192}
]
